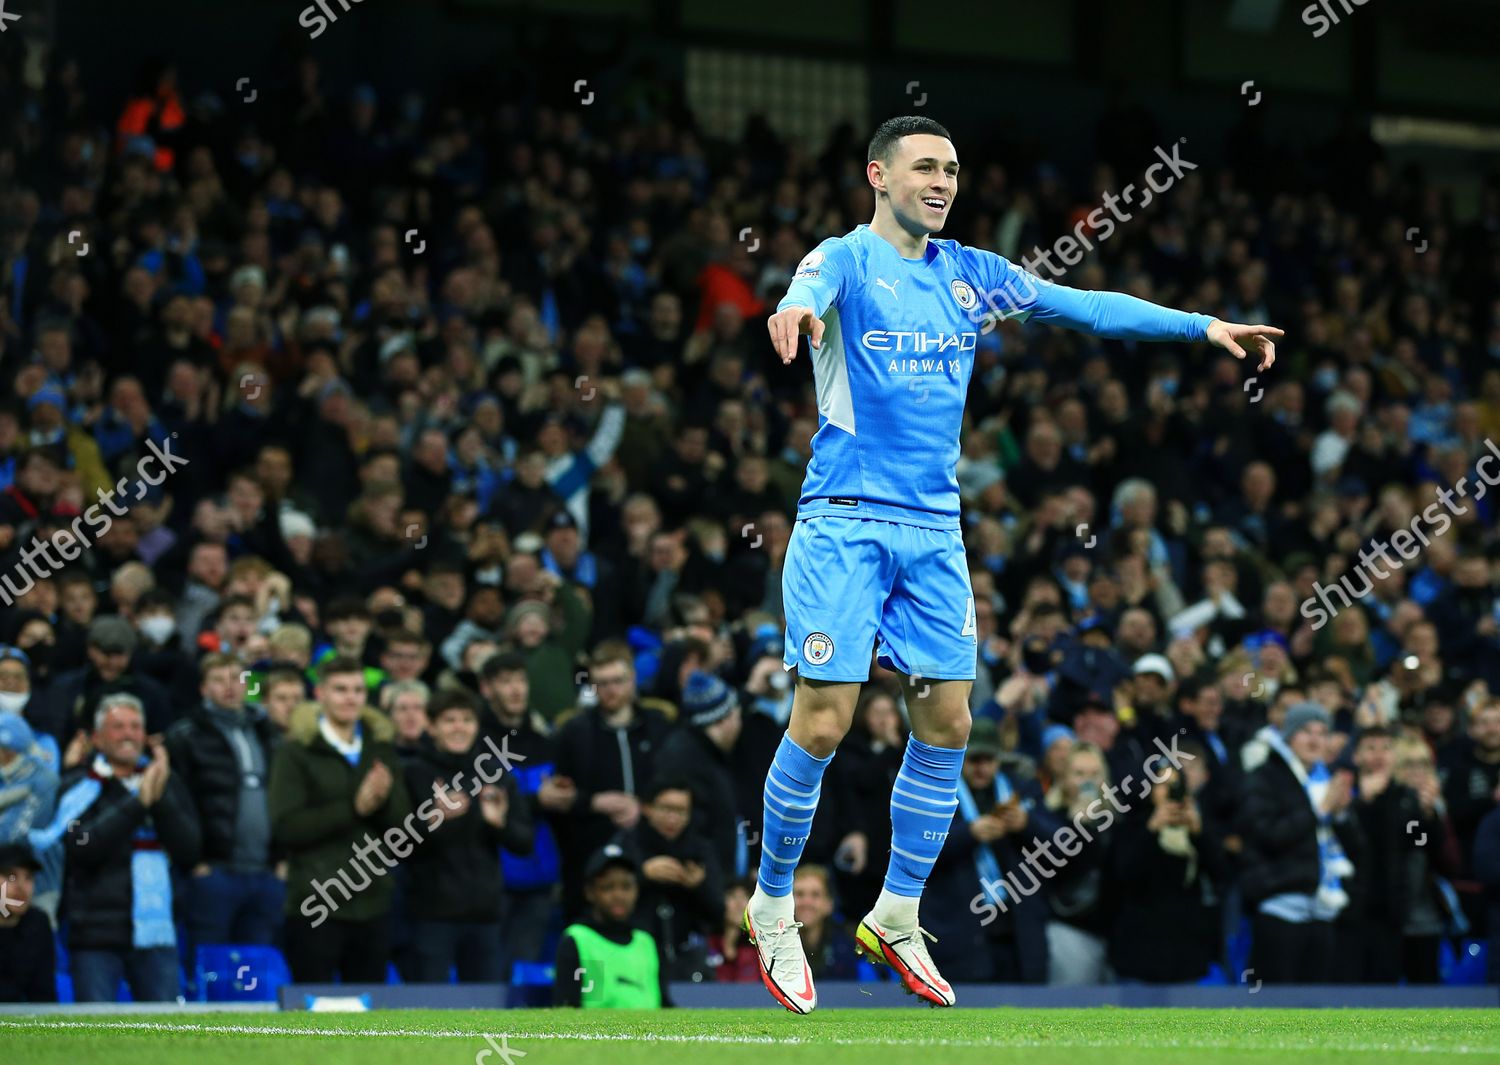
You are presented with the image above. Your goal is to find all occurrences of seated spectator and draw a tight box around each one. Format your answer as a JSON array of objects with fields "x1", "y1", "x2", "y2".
[
  {"x1": 164, "y1": 653, "x2": 283, "y2": 950},
  {"x1": 554, "y1": 843, "x2": 670, "y2": 1008},
  {"x1": 611, "y1": 777, "x2": 721, "y2": 981},
  {"x1": 708, "y1": 877, "x2": 760, "y2": 983},
  {"x1": 400, "y1": 689, "x2": 533, "y2": 982},
  {"x1": 1238, "y1": 702, "x2": 1364, "y2": 984},
  {"x1": 0, "y1": 843, "x2": 55, "y2": 1002},
  {"x1": 270, "y1": 656, "x2": 412, "y2": 983},
  {"x1": 49, "y1": 693, "x2": 201, "y2": 1001},
  {"x1": 791, "y1": 864, "x2": 859, "y2": 981}
]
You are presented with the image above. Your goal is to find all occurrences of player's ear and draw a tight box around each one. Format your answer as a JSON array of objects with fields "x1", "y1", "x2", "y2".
[{"x1": 866, "y1": 159, "x2": 885, "y2": 192}]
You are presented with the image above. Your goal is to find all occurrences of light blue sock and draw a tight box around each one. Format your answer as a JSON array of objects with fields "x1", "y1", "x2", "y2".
[
  {"x1": 756, "y1": 733, "x2": 833, "y2": 898},
  {"x1": 883, "y1": 736, "x2": 963, "y2": 896}
]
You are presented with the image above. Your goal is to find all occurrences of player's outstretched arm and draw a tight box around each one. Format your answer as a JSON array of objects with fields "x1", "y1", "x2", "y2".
[
  {"x1": 1204, "y1": 318, "x2": 1282, "y2": 373},
  {"x1": 767, "y1": 306, "x2": 824, "y2": 365}
]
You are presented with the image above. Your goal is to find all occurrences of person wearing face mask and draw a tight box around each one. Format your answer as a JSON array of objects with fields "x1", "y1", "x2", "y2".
[
  {"x1": 132, "y1": 589, "x2": 197, "y2": 710},
  {"x1": 0, "y1": 716, "x2": 60, "y2": 923},
  {"x1": 0, "y1": 647, "x2": 57, "y2": 772}
]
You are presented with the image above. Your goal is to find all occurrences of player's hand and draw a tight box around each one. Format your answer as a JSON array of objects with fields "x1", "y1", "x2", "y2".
[
  {"x1": 767, "y1": 307, "x2": 823, "y2": 365},
  {"x1": 1206, "y1": 319, "x2": 1283, "y2": 372}
]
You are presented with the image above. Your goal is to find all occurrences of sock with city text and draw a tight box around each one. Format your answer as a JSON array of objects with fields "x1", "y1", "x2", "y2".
[
  {"x1": 873, "y1": 735, "x2": 964, "y2": 931},
  {"x1": 753, "y1": 733, "x2": 833, "y2": 921}
]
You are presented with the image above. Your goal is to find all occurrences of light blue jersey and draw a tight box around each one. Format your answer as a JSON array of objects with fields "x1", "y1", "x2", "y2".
[{"x1": 779, "y1": 224, "x2": 1213, "y2": 530}]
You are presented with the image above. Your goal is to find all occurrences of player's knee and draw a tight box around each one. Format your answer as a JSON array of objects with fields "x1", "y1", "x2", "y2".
[
  {"x1": 926, "y1": 706, "x2": 972, "y2": 750},
  {"x1": 799, "y1": 713, "x2": 848, "y2": 758}
]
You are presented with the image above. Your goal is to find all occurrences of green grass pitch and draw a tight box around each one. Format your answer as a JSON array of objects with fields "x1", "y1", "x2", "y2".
[{"x1": 3, "y1": 1008, "x2": 1497, "y2": 1065}]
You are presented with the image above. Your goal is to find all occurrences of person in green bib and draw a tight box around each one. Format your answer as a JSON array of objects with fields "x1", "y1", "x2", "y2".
[{"x1": 554, "y1": 843, "x2": 672, "y2": 1008}]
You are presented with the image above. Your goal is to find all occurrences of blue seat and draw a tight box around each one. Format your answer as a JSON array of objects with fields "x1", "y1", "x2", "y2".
[
  {"x1": 194, "y1": 944, "x2": 290, "y2": 1002},
  {"x1": 507, "y1": 961, "x2": 556, "y2": 1008},
  {"x1": 1440, "y1": 938, "x2": 1488, "y2": 986}
]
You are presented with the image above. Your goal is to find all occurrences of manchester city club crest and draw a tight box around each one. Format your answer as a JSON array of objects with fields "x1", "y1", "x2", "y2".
[
  {"x1": 802, "y1": 631, "x2": 834, "y2": 665},
  {"x1": 950, "y1": 278, "x2": 978, "y2": 310}
]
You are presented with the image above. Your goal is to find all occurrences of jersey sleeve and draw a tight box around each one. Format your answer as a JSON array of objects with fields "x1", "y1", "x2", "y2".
[
  {"x1": 975, "y1": 249, "x2": 1212, "y2": 342},
  {"x1": 777, "y1": 237, "x2": 852, "y2": 319}
]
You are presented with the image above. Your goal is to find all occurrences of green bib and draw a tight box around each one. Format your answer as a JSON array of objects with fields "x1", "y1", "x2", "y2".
[{"x1": 562, "y1": 924, "x2": 662, "y2": 1009}]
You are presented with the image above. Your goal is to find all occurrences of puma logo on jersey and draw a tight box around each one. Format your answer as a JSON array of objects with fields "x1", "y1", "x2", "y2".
[{"x1": 874, "y1": 277, "x2": 901, "y2": 300}]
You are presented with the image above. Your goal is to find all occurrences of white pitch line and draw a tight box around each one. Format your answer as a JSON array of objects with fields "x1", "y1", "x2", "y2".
[{"x1": 0, "y1": 1018, "x2": 1496, "y2": 1055}]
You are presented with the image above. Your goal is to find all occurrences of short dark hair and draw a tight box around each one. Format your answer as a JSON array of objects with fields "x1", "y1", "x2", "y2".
[
  {"x1": 325, "y1": 597, "x2": 372, "y2": 623},
  {"x1": 481, "y1": 651, "x2": 528, "y2": 681},
  {"x1": 318, "y1": 655, "x2": 366, "y2": 683},
  {"x1": 867, "y1": 115, "x2": 953, "y2": 164},
  {"x1": 643, "y1": 777, "x2": 693, "y2": 804},
  {"x1": 429, "y1": 688, "x2": 481, "y2": 720}
]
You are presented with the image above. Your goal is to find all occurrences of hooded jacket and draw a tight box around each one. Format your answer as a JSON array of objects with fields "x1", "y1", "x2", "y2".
[{"x1": 269, "y1": 702, "x2": 412, "y2": 923}]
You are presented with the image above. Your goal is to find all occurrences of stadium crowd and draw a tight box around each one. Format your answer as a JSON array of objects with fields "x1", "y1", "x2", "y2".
[{"x1": 1, "y1": 45, "x2": 1499, "y2": 1003}]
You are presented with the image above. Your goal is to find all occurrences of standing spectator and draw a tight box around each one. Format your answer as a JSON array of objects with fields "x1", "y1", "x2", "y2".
[
  {"x1": 476, "y1": 651, "x2": 571, "y2": 978},
  {"x1": 1238, "y1": 702, "x2": 1364, "y2": 984},
  {"x1": 270, "y1": 656, "x2": 412, "y2": 983},
  {"x1": 925, "y1": 718, "x2": 1055, "y2": 983},
  {"x1": 611, "y1": 778, "x2": 722, "y2": 981},
  {"x1": 831, "y1": 687, "x2": 906, "y2": 920},
  {"x1": 554, "y1": 642, "x2": 674, "y2": 917},
  {"x1": 32, "y1": 616, "x2": 173, "y2": 748},
  {"x1": 164, "y1": 653, "x2": 283, "y2": 949},
  {"x1": 49, "y1": 694, "x2": 201, "y2": 1001},
  {"x1": 0, "y1": 844, "x2": 55, "y2": 1002},
  {"x1": 503, "y1": 572, "x2": 592, "y2": 722},
  {"x1": 1441, "y1": 701, "x2": 1500, "y2": 887},
  {"x1": 1042, "y1": 743, "x2": 1116, "y2": 985},
  {"x1": 401, "y1": 689, "x2": 533, "y2": 982},
  {"x1": 1109, "y1": 746, "x2": 1227, "y2": 982},
  {"x1": 653, "y1": 672, "x2": 744, "y2": 878}
]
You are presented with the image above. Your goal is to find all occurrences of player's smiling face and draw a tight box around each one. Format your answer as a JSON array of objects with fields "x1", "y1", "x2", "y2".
[{"x1": 879, "y1": 133, "x2": 958, "y2": 235}]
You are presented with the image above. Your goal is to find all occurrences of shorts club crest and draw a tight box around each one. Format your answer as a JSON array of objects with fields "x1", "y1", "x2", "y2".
[
  {"x1": 802, "y1": 632, "x2": 835, "y2": 666},
  {"x1": 782, "y1": 514, "x2": 977, "y2": 682}
]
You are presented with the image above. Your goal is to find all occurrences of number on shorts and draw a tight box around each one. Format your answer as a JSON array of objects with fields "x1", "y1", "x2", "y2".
[{"x1": 961, "y1": 596, "x2": 976, "y2": 637}]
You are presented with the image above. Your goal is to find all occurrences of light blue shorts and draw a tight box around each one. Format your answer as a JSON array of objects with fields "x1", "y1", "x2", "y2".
[{"x1": 781, "y1": 515, "x2": 977, "y2": 683}]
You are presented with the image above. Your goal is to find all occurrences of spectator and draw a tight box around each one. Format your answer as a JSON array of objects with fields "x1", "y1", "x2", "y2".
[
  {"x1": 1109, "y1": 744, "x2": 1227, "y2": 982},
  {"x1": 49, "y1": 694, "x2": 201, "y2": 1001},
  {"x1": 926, "y1": 717, "x2": 1054, "y2": 983},
  {"x1": 382, "y1": 679, "x2": 431, "y2": 760},
  {"x1": 554, "y1": 843, "x2": 670, "y2": 1008},
  {"x1": 708, "y1": 877, "x2": 761, "y2": 983},
  {"x1": 791, "y1": 864, "x2": 860, "y2": 981},
  {"x1": 164, "y1": 653, "x2": 283, "y2": 950},
  {"x1": 1238, "y1": 702, "x2": 1364, "y2": 984},
  {"x1": 504, "y1": 572, "x2": 592, "y2": 722},
  {"x1": 1041, "y1": 742, "x2": 1116, "y2": 985},
  {"x1": 32, "y1": 616, "x2": 173, "y2": 749},
  {"x1": 476, "y1": 651, "x2": 570, "y2": 979},
  {"x1": 269, "y1": 656, "x2": 412, "y2": 983},
  {"x1": 554, "y1": 642, "x2": 674, "y2": 916},
  {"x1": 653, "y1": 672, "x2": 744, "y2": 878},
  {"x1": 612, "y1": 777, "x2": 721, "y2": 981},
  {"x1": 0, "y1": 844, "x2": 55, "y2": 1002},
  {"x1": 401, "y1": 689, "x2": 533, "y2": 982}
]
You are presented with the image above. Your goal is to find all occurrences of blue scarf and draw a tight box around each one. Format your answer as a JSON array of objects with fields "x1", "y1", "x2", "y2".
[
  {"x1": 40, "y1": 756, "x2": 175, "y2": 948},
  {"x1": 957, "y1": 772, "x2": 1013, "y2": 907},
  {"x1": 1265, "y1": 730, "x2": 1352, "y2": 916}
]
